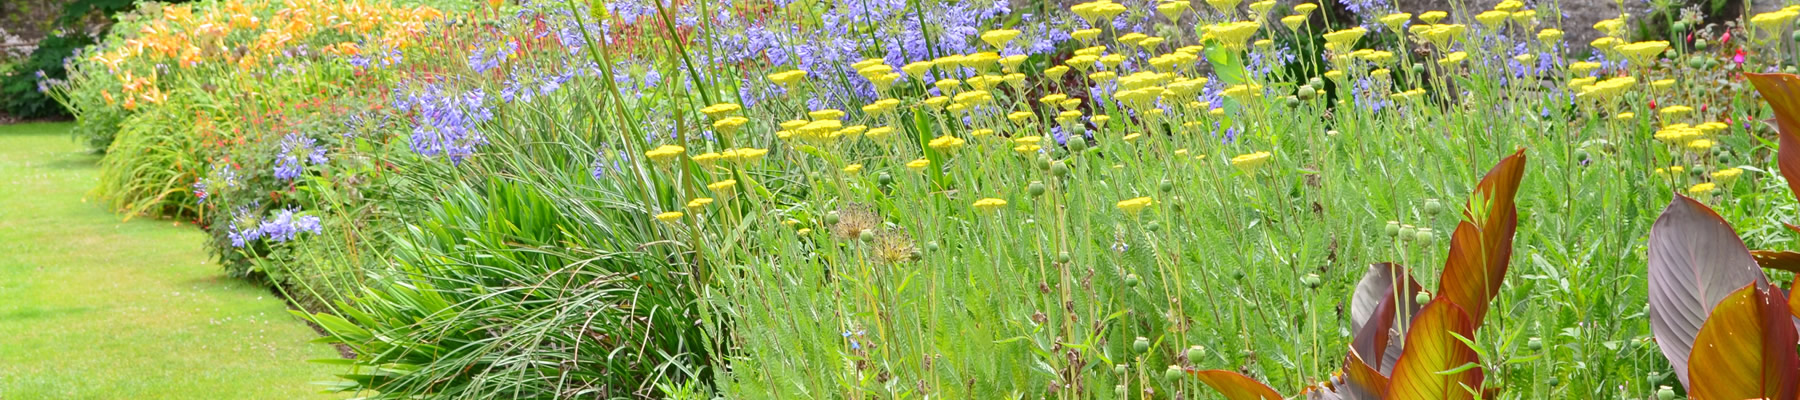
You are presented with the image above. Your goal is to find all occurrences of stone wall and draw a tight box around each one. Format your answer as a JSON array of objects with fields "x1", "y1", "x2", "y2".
[{"x1": 0, "y1": 0, "x2": 70, "y2": 60}]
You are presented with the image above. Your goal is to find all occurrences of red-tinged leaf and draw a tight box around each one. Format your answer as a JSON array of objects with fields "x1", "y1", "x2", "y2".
[
  {"x1": 1340, "y1": 351, "x2": 1391, "y2": 400},
  {"x1": 1744, "y1": 73, "x2": 1800, "y2": 203},
  {"x1": 1752, "y1": 250, "x2": 1800, "y2": 274},
  {"x1": 1647, "y1": 194, "x2": 1770, "y2": 388},
  {"x1": 1350, "y1": 263, "x2": 1423, "y2": 375},
  {"x1": 1436, "y1": 148, "x2": 1527, "y2": 326},
  {"x1": 1687, "y1": 283, "x2": 1800, "y2": 400},
  {"x1": 1190, "y1": 369, "x2": 1283, "y2": 400},
  {"x1": 1386, "y1": 301, "x2": 1483, "y2": 400}
]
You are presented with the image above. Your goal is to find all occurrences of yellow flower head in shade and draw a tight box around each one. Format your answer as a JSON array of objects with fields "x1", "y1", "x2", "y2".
[
  {"x1": 1000, "y1": 55, "x2": 1029, "y2": 71},
  {"x1": 780, "y1": 119, "x2": 810, "y2": 130},
  {"x1": 1688, "y1": 182, "x2": 1717, "y2": 194},
  {"x1": 1116, "y1": 196, "x2": 1155, "y2": 215},
  {"x1": 1248, "y1": 0, "x2": 1277, "y2": 14},
  {"x1": 1652, "y1": 79, "x2": 1676, "y2": 89},
  {"x1": 767, "y1": 69, "x2": 807, "y2": 86},
  {"x1": 1322, "y1": 26, "x2": 1367, "y2": 51},
  {"x1": 1570, "y1": 61, "x2": 1601, "y2": 75},
  {"x1": 1324, "y1": 70, "x2": 1345, "y2": 80},
  {"x1": 1008, "y1": 111, "x2": 1036, "y2": 123},
  {"x1": 1156, "y1": 1, "x2": 1190, "y2": 19},
  {"x1": 1419, "y1": 10, "x2": 1447, "y2": 24},
  {"x1": 1594, "y1": 17, "x2": 1626, "y2": 37},
  {"x1": 862, "y1": 98, "x2": 902, "y2": 116},
  {"x1": 905, "y1": 158, "x2": 932, "y2": 171},
  {"x1": 700, "y1": 103, "x2": 741, "y2": 119},
  {"x1": 1281, "y1": 15, "x2": 1308, "y2": 30},
  {"x1": 1511, "y1": 9, "x2": 1537, "y2": 24},
  {"x1": 1370, "y1": 68, "x2": 1391, "y2": 78},
  {"x1": 1686, "y1": 139, "x2": 1716, "y2": 151},
  {"x1": 1221, "y1": 83, "x2": 1262, "y2": 100},
  {"x1": 980, "y1": 29, "x2": 1021, "y2": 48},
  {"x1": 1231, "y1": 151, "x2": 1273, "y2": 172},
  {"x1": 1205, "y1": 0, "x2": 1243, "y2": 12},
  {"x1": 1118, "y1": 32, "x2": 1148, "y2": 47},
  {"x1": 707, "y1": 179, "x2": 738, "y2": 193},
  {"x1": 973, "y1": 198, "x2": 1008, "y2": 212},
  {"x1": 722, "y1": 147, "x2": 768, "y2": 163},
  {"x1": 902, "y1": 61, "x2": 935, "y2": 78},
  {"x1": 1697, "y1": 121, "x2": 1729, "y2": 133},
  {"x1": 1436, "y1": 51, "x2": 1468, "y2": 67},
  {"x1": 1420, "y1": 24, "x2": 1468, "y2": 47},
  {"x1": 928, "y1": 135, "x2": 967, "y2": 152},
  {"x1": 1474, "y1": 10, "x2": 1510, "y2": 27},
  {"x1": 1043, "y1": 65, "x2": 1071, "y2": 80},
  {"x1": 1590, "y1": 37, "x2": 1621, "y2": 53},
  {"x1": 1207, "y1": 21, "x2": 1263, "y2": 50},
  {"x1": 1071, "y1": 28, "x2": 1103, "y2": 43},
  {"x1": 1293, "y1": 2, "x2": 1317, "y2": 14},
  {"x1": 1751, "y1": 10, "x2": 1799, "y2": 32},
  {"x1": 1615, "y1": 41, "x2": 1669, "y2": 65},
  {"x1": 654, "y1": 211, "x2": 684, "y2": 222},
  {"x1": 1659, "y1": 105, "x2": 1693, "y2": 117},
  {"x1": 645, "y1": 145, "x2": 686, "y2": 164},
  {"x1": 809, "y1": 109, "x2": 845, "y2": 120},
  {"x1": 1495, "y1": 0, "x2": 1524, "y2": 12},
  {"x1": 713, "y1": 116, "x2": 750, "y2": 134},
  {"x1": 1614, "y1": 112, "x2": 1635, "y2": 121},
  {"x1": 1537, "y1": 28, "x2": 1564, "y2": 45},
  {"x1": 865, "y1": 126, "x2": 896, "y2": 140},
  {"x1": 1378, "y1": 13, "x2": 1411, "y2": 31},
  {"x1": 1579, "y1": 76, "x2": 1637, "y2": 99},
  {"x1": 686, "y1": 198, "x2": 715, "y2": 209},
  {"x1": 691, "y1": 152, "x2": 722, "y2": 165},
  {"x1": 841, "y1": 163, "x2": 863, "y2": 173},
  {"x1": 1712, "y1": 167, "x2": 1744, "y2": 183}
]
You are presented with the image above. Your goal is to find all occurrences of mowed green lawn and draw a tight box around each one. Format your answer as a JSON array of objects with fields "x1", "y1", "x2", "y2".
[{"x1": 0, "y1": 122, "x2": 345, "y2": 399}]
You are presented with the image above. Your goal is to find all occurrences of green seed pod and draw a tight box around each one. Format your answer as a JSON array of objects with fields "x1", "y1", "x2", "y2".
[
  {"x1": 1687, "y1": 56, "x2": 1706, "y2": 69},
  {"x1": 1384, "y1": 221, "x2": 1400, "y2": 237},
  {"x1": 1547, "y1": 376, "x2": 1560, "y2": 387},
  {"x1": 1186, "y1": 345, "x2": 1206, "y2": 362},
  {"x1": 1069, "y1": 136, "x2": 1089, "y2": 152},
  {"x1": 926, "y1": 241, "x2": 940, "y2": 251},
  {"x1": 1415, "y1": 290, "x2": 1432, "y2": 305},
  {"x1": 1656, "y1": 386, "x2": 1675, "y2": 400},
  {"x1": 1671, "y1": 21, "x2": 1688, "y2": 32},
  {"x1": 1028, "y1": 181, "x2": 1047, "y2": 197},
  {"x1": 1302, "y1": 273, "x2": 1321, "y2": 288},
  {"x1": 1398, "y1": 224, "x2": 1417, "y2": 240},
  {"x1": 877, "y1": 172, "x2": 893, "y2": 186},
  {"x1": 1424, "y1": 199, "x2": 1443, "y2": 216},
  {"x1": 824, "y1": 212, "x2": 840, "y2": 226},
  {"x1": 1133, "y1": 336, "x2": 1151, "y2": 353},
  {"x1": 1694, "y1": 39, "x2": 1708, "y2": 50},
  {"x1": 1125, "y1": 273, "x2": 1141, "y2": 287},
  {"x1": 1163, "y1": 365, "x2": 1184, "y2": 382},
  {"x1": 1114, "y1": 364, "x2": 1128, "y2": 375},
  {"x1": 1298, "y1": 85, "x2": 1316, "y2": 100},
  {"x1": 1057, "y1": 251, "x2": 1072, "y2": 263},
  {"x1": 1037, "y1": 153, "x2": 1053, "y2": 171},
  {"x1": 1144, "y1": 221, "x2": 1160, "y2": 232},
  {"x1": 1792, "y1": 30, "x2": 1800, "y2": 43},
  {"x1": 1410, "y1": 64, "x2": 1425, "y2": 75},
  {"x1": 1159, "y1": 179, "x2": 1174, "y2": 193},
  {"x1": 1575, "y1": 149, "x2": 1591, "y2": 163},
  {"x1": 1114, "y1": 384, "x2": 1128, "y2": 398},
  {"x1": 1284, "y1": 96, "x2": 1301, "y2": 108},
  {"x1": 1415, "y1": 228, "x2": 1434, "y2": 245},
  {"x1": 1232, "y1": 270, "x2": 1246, "y2": 280},
  {"x1": 1527, "y1": 337, "x2": 1543, "y2": 351},
  {"x1": 859, "y1": 230, "x2": 875, "y2": 242},
  {"x1": 1308, "y1": 77, "x2": 1325, "y2": 88},
  {"x1": 1051, "y1": 161, "x2": 1070, "y2": 177}
]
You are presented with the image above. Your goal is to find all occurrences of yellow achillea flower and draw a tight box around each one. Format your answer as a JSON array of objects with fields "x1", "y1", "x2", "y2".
[
  {"x1": 1615, "y1": 41, "x2": 1669, "y2": 65},
  {"x1": 1594, "y1": 17, "x2": 1626, "y2": 37},
  {"x1": 1157, "y1": 1, "x2": 1190, "y2": 19},
  {"x1": 1248, "y1": 0, "x2": 1276, "y2": 14},
  {"x1": 1651, "y1": 79, "x2": 1675, "y2": 89},
  {"x1": 1116, "y1": 197, "x2": 1155, "y2": 215},
  {"x1": 691, "y1": 152, "x2": 722, "y2": 165},
  {"x1": 1205, "y1": 0, "x2": 1242, "y2": 12},
  {"x1": 1686, "y1": 139, "x2": 1715, "y2": 151},
  {"x1": 1207, "y1": 21, "x2": 1263, "y2": 50},
  {"x1": 906, "y1": 158, "x2": 932, "y2": 171},
  {"x1": 700, "y1": 103, "x2": 741, "y2": 119},
  {"x1": 1751, "y1": 10, "x2": 1799, "y2": 32},
  {"x1": 654, "y1": 211, "x2": 684, "y2": 222},
  {"x1": 1474, "y1": 10, "x2": 1510, "y2": 27},
  {"x1": 809, "y1": 109, "x2": 846, "y2": 120},
  {"x1": 780, "y1": 119, "x2": 809, "y2": 130},
  {"x1": 1654, "y1": 166, "x2": 1686, "y2": 177},
  {"x1": 1322, "y1": 26, "x2": 1366, "y2": 51},
  {"x1": 721, "y1": 147, "x2": 768, "y2": 163},
  {"x1": 1324, "y1": 70, "x2": 1345, "y2": 80},
  {"x1": 1713, "y1": 168, "x2": 1744, "y2": 183},
  {"x1": 866, "y1": 126, "x2": 896, "y2": 140},
  {"x1": 842, "y1": 164, "x2": 863, "y2": 173},
  {"x1": 973, "y1": 198, "x2": 1008, "y2": 212},
  {"x1": 1579, "y1": 76, "x2": 1637, "y2": 99},
  {"x1": 713, "y1": 116, "x2": 749, "y2": 134},
  {"x1": 645, "y1": 145, "x2": 686, "y2": 164},
  {"x1": 1293, "y1": 2, "x2": 1317, "y2": 14},
  {"x1": 1495, "y1": 0, "x2": 1524, "y2": 12},
  {"x1": 1071, "y1": 28, "x2": 1102, "y2": 43},
  {"x1": 862, "y1": 98, "x2": 902, "y2": 116},
  {"x1": 1281, "y1": 15, "x2": 1308, "y2": 30},
  {"x1": 1437, "y1": 51, "x2": 1468, "y2": 66},
  {"x1": 1660, "y1": 105, "x2": 1693, "y2": 117},
  {"x1": 902, "y1": 61, "x2": 934, "y2": 78},
  {"x1": 1013, "y1": 144, "x2": 1041, "y2": 154},
  {"x1": 1231, "y1": 151, "x2": 1273, "y2": 172},
  {"x1": 1377, "y1": 13, "x2": 1410, "y2": 30},
  {"x1": 1419, "y1": 10, "x2": 1447, "y2": 24},
  {"x1": 1614, "y1": 112, "x2": 1635, "y2": 121},
  {"x1": 1419, "y1": 24, "x2": 1468, "y2": 47},
  {"x1": 1590, "y1": 37, "x2": 1621, "y2": 52},
  {"x1": 1008, "y1": 111, "x2": 1035, "y2": 123},
  {"x1": 708, "y1": 179, "x2": 738, "y2": 194},
  {"x1": 1537, "y1": 29, "x2": 1564, "y2": 45},
  {"x1": 1222, "y1": 84, "x2": 1261, "y2": 100},
  {"x1": 686, "y1": 198, "x2": 714, "y2": 209},
  {"x1": 980, "y1": 29, "x2": 1021, "y2": 48},
  {"x1": 1688, "y1": 182, "x2": 1717, "y2": 194},
  {"x1": 767, "y1": 69, "x2": 807, "y2": 86},
  {"x1": 929, "y1": 135, "x2": 967, "y2": 152}
]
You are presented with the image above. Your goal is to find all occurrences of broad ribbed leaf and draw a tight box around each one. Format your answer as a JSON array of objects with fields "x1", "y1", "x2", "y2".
[
  {"x1": 1647, "y1": 194, "x2": 1770, "y2": 388},
  {"x1": 1436, "y1": 149, "x2": 1527, "y2": 326},
  {"x1": 1350, "y1": 263, "x2": 1422, "y2": 375},
  {"x1": 1687, "y1": 283, "x2": 1800, "y2": 400},
  {"x1": 1745, "y1": 73, "x2": 1800, "y2": 202},
  {"x1": 1190, "y1": 370, "x2": 1283, "y2": 400},
  {"x1": 1751, "y1": 250, "x2": 1800, "y2": 273},
  {"x1": 1386, "y1": 301, "x2": 1483, "y2": 400},
  {"x1": 1339, "y1": 351, "x2": 1391, "y2": 400}
]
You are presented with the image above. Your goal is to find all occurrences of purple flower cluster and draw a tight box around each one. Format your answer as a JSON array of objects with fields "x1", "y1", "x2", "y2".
[
  {"x1": 227, "y1": 207, "x2": 324, "y2": 248},
  {"x1": 393, "y1": 84, "x2": 494, "y2": 163},
  {"x1": 273, "y1": 134, "x2": 328, "y2": 180}
]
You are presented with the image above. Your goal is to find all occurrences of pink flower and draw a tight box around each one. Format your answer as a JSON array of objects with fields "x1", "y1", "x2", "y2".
[{"x1": 1734, "y1": 48, "x2": 1746, "y2": 65}]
